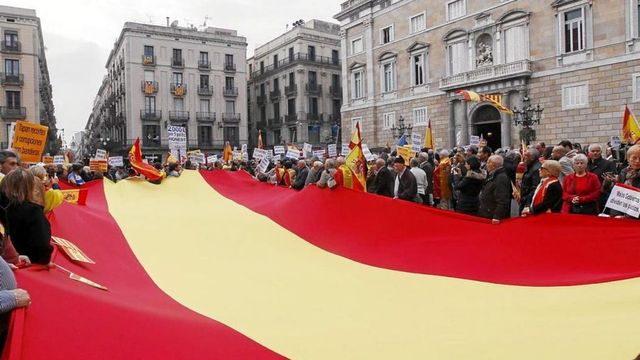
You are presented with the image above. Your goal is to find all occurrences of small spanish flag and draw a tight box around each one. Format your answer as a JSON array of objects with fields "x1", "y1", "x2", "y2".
[
  {"x1": 223, "y1": 142, "x2": 233, "y2": 163},
  {"x1": 61, "y1": 188, "x2": 88, "y2": 205},
  {"x1": 129, "y1": 138, "x2": 164, "y2": 182}
]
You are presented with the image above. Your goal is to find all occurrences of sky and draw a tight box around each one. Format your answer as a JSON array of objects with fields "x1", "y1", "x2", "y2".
[{"x1": 6, "y1": 0, "x2": 340, "y2": 142}]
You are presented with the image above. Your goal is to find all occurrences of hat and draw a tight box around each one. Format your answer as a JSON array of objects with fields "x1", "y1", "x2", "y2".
[{"x1": 394, "y1": 156, "x2": 405, "y2": 164}]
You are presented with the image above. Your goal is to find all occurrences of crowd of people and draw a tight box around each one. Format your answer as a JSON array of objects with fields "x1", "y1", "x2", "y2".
[{"x1": 246, "y1": 140, "x2": 640, "y2": 224}]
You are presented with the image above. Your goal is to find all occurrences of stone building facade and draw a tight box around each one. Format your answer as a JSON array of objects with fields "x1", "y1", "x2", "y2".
[
  {"x1": 0, "y1": 6, "x2": 57, "y2": 153},
  {"x1": 85, "y1": 22, "x2": 247, "y2": 159},
  {"x1": 247, "y1": 20, "x2": 342, "y2": 148},
  {"x1": 335, "y1": 0, "x2": 640, "y2": 150}
]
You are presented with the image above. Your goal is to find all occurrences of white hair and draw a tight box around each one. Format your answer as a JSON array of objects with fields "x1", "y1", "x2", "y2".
[
  {"x1": 588, "y1": 144, "x2": 602, "y2": 152},
  {"x1": 488, "y1": 155, "x2": 503, "y2": 167},
  {"x1": 572, "y1": 153, "x2": 588, "y2": 164},
  {"x1": 439, "y1": 149, "x2": 450, "y2": 157}
]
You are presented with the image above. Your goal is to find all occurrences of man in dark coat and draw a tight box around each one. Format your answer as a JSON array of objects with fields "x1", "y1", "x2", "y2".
[
  {"x1": 366, "y1": 158, "x2": 394, "y2": 197},
  {"x1": 418, "y1": 152, "x2": 434, "y2": 205},
  {"x1": 520, "y1": 149, "x2": 541, "y2": 213},
  {"x1": 392, "y1": 156, "x2": 417, "y2": 201},
  {"x1": 292, "y1": 160, "x2": 309, "y2": 190},
  {"x1": 478, "y1": 155, "x2": 512, "y2": 223}
]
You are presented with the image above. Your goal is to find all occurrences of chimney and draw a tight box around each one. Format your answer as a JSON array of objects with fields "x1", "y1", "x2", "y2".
[{"x1": 166, "y1": 17, "x2": 170, "y2": 27}]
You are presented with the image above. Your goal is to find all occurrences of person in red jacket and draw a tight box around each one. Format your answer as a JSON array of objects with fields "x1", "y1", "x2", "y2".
[{"x1": 562, "y1": 154, "x2": 601, "y2": 215}]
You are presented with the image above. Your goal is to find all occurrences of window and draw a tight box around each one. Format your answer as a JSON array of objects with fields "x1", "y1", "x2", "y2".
[
  {"x1": 5, "y1": 91, "x2": 20, "y2": 108},
  {"x1": 172, "y1": 72, "x2": 183, "y2": 85},
  {"x1": 332, "y1": 50, "x2": 340, "y2": 64},
  {"x1": 225, "y1": 100, "x2": 236, "y2": 114},
  {"x1": 410, "y1": 13, "x2": 426, "y2": 34},
  {"x1": 351, "y1": 38, "x2": 363, "y2": 54},
  {"x1": 260, "y1": 83, "x2": 266, "y2": 96},
  {"x1": 289, "y1": 47, "x2": 295, "y2": 61},
  {"x1": 332, "y1": 74, "x2": 340, "y2": 88},
  {"x1": 562, "y1": 82, "x2": 589, "y2": 110},
  {"x1": 289, "y1": 72, "x2": 295, "y2": 87},
  {"x1": 273, "y1": 78, "x2": 279, "y2": 92},
  {"x1": 198, "y1": 126, "x2": 212, "y2": 145},
  {"x1": 143, "y1": 125, "x2": 160, "y2": 146},
  {"x1": 309, "y1": 97, "x2": 318, "y2": 115},
  {"x1": 200, "y1": 74, "x2": 209, "y2": 87},
  {"x1": 224, "y1": 127, "x2": 239, "y2": 145},
  {"x1": 288, "y1": 98, "x2": 296, "y2": 116},
  {"x1": 412, "y1": 54, "x2": 425, "y2": 86},
  {"x1": 174, "y1": 98, "x2": 184, "y2": 111},
  {"x1": 382, "y1": 112, "x2": 395, "y2": 130},
  {"x1": 4, "y1": 32, "x2": 18, "y2": 47},
  {"x1": 172, "y1": 49, "x2": 182, "y2": 64},
  {"x1": 448, "y1": 41, "x2": 467, "y2": 75},
  {"x1": 144, "y1": 70, "x2": 154, "y2": 82},
  {"x1": 199, "y1": 52, "x2": 208, "y2": 63},
  {"x1": 273, "y1": 101, "x2": 280, "y2": 120},
  {"x1": 144, "y1": 96, "x2": 156, "y2": 112},
  {"x1": 199, "y1": 99, "x2": 210, "y2": 112},
  {"x1": 633, "y1": 74, "x2": 640, "y2": 102},
  {"x1": 4, "y1": 59, "x2": 19, "y2": 75},
  {"x1": 225, "y1": 77, "x2": 235, "y2": 89},
  {"x1": 308, "y1": 71, "x2": 317, "y2": 87},
  {"x1": 308, "y1": 46, "x2": 316, "y2": 61},
  {"x1": 143, "y1": 45, "x2": 154, "y2": 57},
  {"x1": 382, "y1": 61, "x2": 395, "y2": 93},
  {"x1": 273, "y1": 54, "x2": 278, "y2": 68},
  {"x1": 564, "y1": 8, "x2": 585, "y2": 53},
  {"x1": 225, "y1": 54, "x2": 234, "y2": 66},
  {"x1": 447, "y1": 0, "x2": 466, "y2": 21},
  {"x1": 413, "y1": 107, "x2": 428, "y2": 126},
  {"x1": 504, "y1": 26, "x2": 526, "y2": 63},
  {"x1": 381, "y1": 25, "x2": 394, "y2": 44},
  {"x1": 353, "y1": 70, "x2": 364, "y2": 99},
  {"x1": 260, "y1": 61, "x2": 264, "y2": 73}
]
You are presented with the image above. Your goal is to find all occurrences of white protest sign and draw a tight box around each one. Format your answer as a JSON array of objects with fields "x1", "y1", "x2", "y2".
[
  {"x1": 206, "y1": 155, "x2": 218, "y2": 164},
  {"x1": 610, "y1": 136, "x2": 621, "y2": 149},
  {"x1": 312, "y1": 150, "x2": 326, "y2": 159},
  {"x1": 168, "y1": 126, "x2": 187, "y2": 159},
  {"x1": 411, "y1": 133, "x2": 423, "y2": 153},
  {"x1": 605, "y1": 184, "x2": 640, "y2": 218},
  {"x1": 241, "y1": 144, "x2": 248, "y2": 154},
  {"x1": 341, "y1": 144, "x2": 351, "y2": 156},
  {"x1": 253, "y1": 148, "x2": 267, "y2": 160},
  {"x1": 53, "y1": 155, "x2": 64, "y2": 165},
  {"x1": 361, "y1": 144, "x2": 375, "y2": 161},
  {"x1": 232, "y1": 151, "x2": 241, "y2": 161},
  {"x1": 267, "y1": 150, "x2": 274, "y2": 159},
  {"x1": 190, "y1": 153, "x2": 206, "y2": 165},
  {"x1": 285, "y1": 148, "x2": 300, "y2": 160},
  {"x1": 328, "y1": 144, "x2": 337, "y2": 157},
  {"x1": 274, "y1": 145, "x2": 285, "y2": 155},
  {"x1": 303, "y1": 142, "x2": 313, "y2": 154},
  {"x1": 257, "y1": 157, "x2": 270, "y2": 173},
  {"x1": 6, "y1": 122, "x2": 15, "y2": 150},
  {"x1": 108, "y1": 156, "x2": 124, "y2": 167},
  {"x1": 470, "y1": 135, "x2": 480, "y2": 146},
  {"x1": 95, "y1": 149, "x2": 107, "y2": 160}
]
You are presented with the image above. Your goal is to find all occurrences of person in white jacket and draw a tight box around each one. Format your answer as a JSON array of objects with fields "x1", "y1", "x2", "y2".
[{"x1": 409, "y1": 158, "x2": 428, "y2": 204}]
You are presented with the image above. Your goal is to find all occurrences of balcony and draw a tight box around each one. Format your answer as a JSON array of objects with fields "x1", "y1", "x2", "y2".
[
  {"x1": 270, "y1": 90, "x2": 281, "y2": 102},
  {"x1": 169, "y1": 111, "x2": 190, "y2": 121},
  {"x1": 0, "y1": 107, "x2": 26, "y2": 120},
  {"x1": 306, "y1": 113, "x2": 320, "y2": 122},
  {"x1": 1, "y1": 41, "x2": 21, "y2": 53},
  {"x1": 284, "y1": 114, "x2": 298, "y2": 124},
  {"x1": 224, "y1": 63, "x2": 236, "y2": 72},
  {"x1": 140, "y1": 110, "x2": 162, "y2": 121},
  {"x1": 330, "y1": 86, "x2": 342, "y2": 99},
  {"x1": 198, "y1": 60, "x2": 211, "y2": 70},
  {"x1": 142, "y1": 55, "x2": 156, "y2": 66},
  {"x1": 305, "y1": 83, "x2": 323, "y2": 96},
  {"x1": 0, "y1": 73, "x2": 23, "y2": 86},
  {"x1": 268, "y1": 117, "x2": 282, "y2": 128},
  {"x1": 439, "y1": 60, "x2": 532, "y2": 90},
  {"x1": 170, "y1": 83, "x2": 187, "y2": 96},
  {"x1": 223, "y1": 86, "x2": 238, "y2": 97},
  {"x1": 285, "y1": 84, "x2": 297, "y2": 97},
  {"x1": 250, "y1": 52, "x2": 341, "y2": 81},
  {"x1": 172, "y1": 57, "x2": 185, "y2": 68},
  {"x1": 198, "y1": 140, "x2": 214, "y2": 148},
  {"x1": 198, "y1": 85, "x2": 213, "y2": 96},
  {"x1": 142, "y1": 136, "x2": 162, "y2": 148},
  {"x1": 196, "y1": 112, "x2": 216, "y2": 122},
  {"x1": 141, "y1": 81, "x2": 158, "y2": 94},
  {"x1": 222, "y1": 113, "x2": 241, "y2": 123},
  {"x1": 328, "y1": 114, "x2": 341, "y2": 124},
  {"x1": 257, "y1": 95, "x2": 266, "y2": 105}
]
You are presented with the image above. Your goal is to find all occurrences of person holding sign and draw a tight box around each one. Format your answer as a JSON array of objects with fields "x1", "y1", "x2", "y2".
[
  {"x1": 0, "y1": 169, "x2": 53, "y2": 265},
  {"x1": 603, "y1": 144, "x2": 640, "y2": 219}
]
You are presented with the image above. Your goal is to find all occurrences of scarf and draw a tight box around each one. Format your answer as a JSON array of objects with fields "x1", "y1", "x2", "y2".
[{"x1": 531, "y1": 176, "x2": 559, "y2": 209}]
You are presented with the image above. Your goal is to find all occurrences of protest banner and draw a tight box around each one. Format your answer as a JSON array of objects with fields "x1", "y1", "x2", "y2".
[
  {"x1": 241, "y1": 144, "x2": 248, "y2": 155},
  {"x1": 52, "y1": 236, "x2": 95, "y2": 264},
  {"x1": 53, "y1": 155, "x2": 64, "y2": 165},
  {"x1": 267, "y1": 150, "x2": 274, "y2": 159},
  {"x1": 11, "y1": 120, "x2": 49, "y2": 163},
  {"x1": 89, "y1": 159, "x2": 108, "y2": 173},
  {"x1": 470, "y1": 135, "x2": 480, "y2": 146},
  {"x1": 411, "y1": 133, "x2": 423, "y2": 153},
  {"x1": 95, "y1": 149, "x2": 107, "y2": 160},
  {"x1": 610, "y1": 136, "x2": 622, "y2": 149},
  {"x1": 253, "y1": 148, "x2": 268, "y2": 160},
  {"x1": 190, "y1": 153, "x2": 206, "y2": 164},
  {"x1": 303, "y1": 143, "x2": 313, "y2": 156},
  {"x1": 274, "y1": 145, "x2": 285, "y2": 155},
  {"x1": 604, "y1": 184, "x2": 640, "y2": 218},
  {"x1": 42, "y1": 156, "x2": 53, "y2": 165},
  {"x1": 286, "y1": 148, "x2": 300, "y2": 160},
  {"x1": 341, "y1": 144, "x2": 351, "y2": 156},
  {"x1": 108, "y1": 156, "x2": 124, "y2": 167},
  {"x1": 328, "y1": 144, "x2": 337, "y2": 157},
  {"x1": 397, "y1": 146, "x2": 415, "y2": 165},
  {"x1": 313, "y1": 150, "x2": 326, "y2": 159},
  {"x1": 257, "y1": 157, "x2": 270, "y2": 173},
  {"x1": 168, "y1": 125, "x2": 187, "y2": 159},
  {"x1": 361, "y1": 144, "x2": 375, "y2": 161},
  {"x1": 206, "y1": 155, "x2": 218, "y2": 164}
]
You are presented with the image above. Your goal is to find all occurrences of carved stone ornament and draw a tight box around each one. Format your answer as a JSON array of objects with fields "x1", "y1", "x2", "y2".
[{"x1": 475, "y1": 35, "x2": 494, "y2": 67}]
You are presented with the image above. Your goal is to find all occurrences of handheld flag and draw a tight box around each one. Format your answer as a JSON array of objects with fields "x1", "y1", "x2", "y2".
[
  {"x1": 129, "y1": 138, "x2": 163, "y2": 182},
  {"x1": 345, "y1": 121, "x2": 367, "y2": 192},
  {"x1": 223, "y1": 142, "x2": 233, "y2": 162},
  {"x1": 257, "y1": 130, "x2": 264, "y2": 149},
  {"x1": 424, "y1": 118, "x2": 434, "y2": 149},
  {"x1": 622, "y1": 105, "x2": 640, "y2": 145},
  {"x1": 398, "y1": 134, "x2": 408, "y2": 146}
]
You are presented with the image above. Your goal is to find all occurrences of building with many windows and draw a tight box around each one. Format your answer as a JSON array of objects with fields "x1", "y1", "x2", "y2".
[
  {"x1": 335, "y1": 0, "x2": 640, "y2": 150},
  {"x1": 247, "y1": 19, "x2": 342, "y2": 148},
  {"x1": 0, "y1": 6, "x2": 57, "y2": 153},
  {"x1": 85, "y1": 21, "x2": 247, "y2": 160}
]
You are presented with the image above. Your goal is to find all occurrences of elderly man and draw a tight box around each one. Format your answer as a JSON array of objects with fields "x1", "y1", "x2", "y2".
[
  {"x1": 551, "y1": 145, "x2": 574, "y2": 183},
  {"x1": 587, "y1": 144, "x2": 616, "y2": 183},
  {"x1": 305, "y1": 161, "x2": 324, "y2": 186},
  {"x1": 292, "y1": 160, "x2": 309, "y2": 190},
  {"x1": 317, "y1": 158, "x2": 337, "y2": 189},
  {"x1": 0, "y1": 151, "x2": 18, "y2": 181},
  {"x1": 410, "y1": 158, "x2": 428, "y2": 204},
  {"x1": 520, "y1": 148, "x2": 541, "y2": 213},
  {"x1": 367, "y1": 158, "x2": 394, "y2": 197},
  {"x1": 418, "y1": 152, "x2": 434, "y2": 205},
  {"x1": 478, "y1": 155, "x2": 512, "y2": 223},
  {"x1": 393, "y1": 156, "x2": 417, "y2": 201}
]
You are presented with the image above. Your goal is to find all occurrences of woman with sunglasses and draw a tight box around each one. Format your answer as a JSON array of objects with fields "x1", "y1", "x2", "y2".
[{"x1": 522, "y1": 160, "x2": 563, "y2": 216}]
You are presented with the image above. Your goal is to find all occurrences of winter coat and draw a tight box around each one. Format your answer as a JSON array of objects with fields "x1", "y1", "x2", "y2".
[{"x1": 453, "y1": 170, "x2": 486, "y2": 215}]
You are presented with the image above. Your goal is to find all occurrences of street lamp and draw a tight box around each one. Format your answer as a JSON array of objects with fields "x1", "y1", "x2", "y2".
[
  {"x1": 391, "y1": 116, "x2": 413, "y2": 139},
  {"x1": 512, "y1": 94, "x2": 544, "y2": 145},
  {"x1": 99, "y1": 137, "x2": 111, "y2": 147}
]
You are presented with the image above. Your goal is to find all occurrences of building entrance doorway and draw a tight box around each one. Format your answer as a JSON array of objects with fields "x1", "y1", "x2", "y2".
[{"x1": 472, "y1": 105, "x2": 502, "y2": 149}]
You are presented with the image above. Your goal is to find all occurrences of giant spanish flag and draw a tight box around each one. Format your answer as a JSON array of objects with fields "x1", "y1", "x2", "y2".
[{"x1": 6, "y1": 171, "x2": 640, "y2": 359}]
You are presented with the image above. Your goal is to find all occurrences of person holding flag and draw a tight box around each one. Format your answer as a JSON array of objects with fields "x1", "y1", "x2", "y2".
[
  {"x1": 223, "y1": 142, "x2": 233, "y2": 163},
  {"x1": 128, "y1": 138, "x2": 164, "y2": 184},
  {"x1": 622, "y1": 105, "x2": 640, "y2": 145},
  {"x1": 334, "y1": 122, "x2": 367, "y2": 191}
]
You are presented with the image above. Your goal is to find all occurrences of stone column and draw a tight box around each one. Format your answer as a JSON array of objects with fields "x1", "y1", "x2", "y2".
[
  {"x1": 448, "y1": 99, "x2": 456, "y2": 148},
  {"x1": 501, "y1": 91, "x2": 512, "y2": 148},
  {"x1": 462, "y1": 100, "x2": 470, "y2": 146},
  {"x1": 363, "y1": 16, "x2": 375, "y2": 101}
]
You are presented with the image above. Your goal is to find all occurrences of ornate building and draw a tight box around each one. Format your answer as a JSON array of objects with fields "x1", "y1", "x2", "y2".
[{"x1": 335, "y1": 0, "x2": 640, "y2": 150}]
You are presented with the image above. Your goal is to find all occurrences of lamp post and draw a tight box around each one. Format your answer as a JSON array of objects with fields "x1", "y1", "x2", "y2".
[
  {"x1": 512, "y1": 94, "x2": 544, "y2": 145},
  {"x1": 391, "y1": 116, "x2": 413, "y2": 140}
]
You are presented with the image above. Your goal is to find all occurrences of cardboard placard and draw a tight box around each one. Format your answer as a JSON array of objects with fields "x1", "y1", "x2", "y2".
[
  {"x1": 327, "y1": 144, "x2": 337, "y2": 157},
  {"x1": 52, "y1": 236, "x2": 95, "y2": 264},
  {"x1": 610, "y1": 136, "x2": 622, "y2": 149},
  {"x1": 361, "y1": 144, "x2": 375, "y2": 161},
  {"x1": 42, "y1": 155, "x2": 53, "y2": 165},
  {"x1": 168, "y1": 126, "x2": 187, "y2": 160},
  {"x1": 206, "y1": 155, "x2": 218, "y2": 164},
  {"x1": 312, "y1": 150, "x2": 326, "y2": 159},
  {"x1": 470, "y1": 135, "x2": 480, "y2": 146},
  {"x1": 285, "y1": 149, "x2": 301, "y2": 160},
  {"x1": 605, "y1": 184, "x2": 640, "y2": 218},
  {"x1": 190, "y1": 153, "x2": 206, "y2": 165},
  {"x1": 341, "y1": 144, "x2": 351, "y2": 157},
  {"x1": 108, "y1": 156, "x2": 124, "y2": 167},
  {"x1": 11, "y1": 120, "x2": 49, "y2": 163},
  {"x1": 257, "y1": 157, "x2": 270, "y2": 173},
  {"x1": 273, "y1": 145, "x2": 286, "y2": 155},
  {"x1": 396, "y1": 146, "x2": 415, "y2": 166},
  {"x1": 95, "y1": 149, "x2": 107, "y2": 160},
  {"x1": 53, "y1": 155, "x2": 64, "y2": 165},
  {"x1": 89, "y1": 159, "x2": 108, "y2": 173}
]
